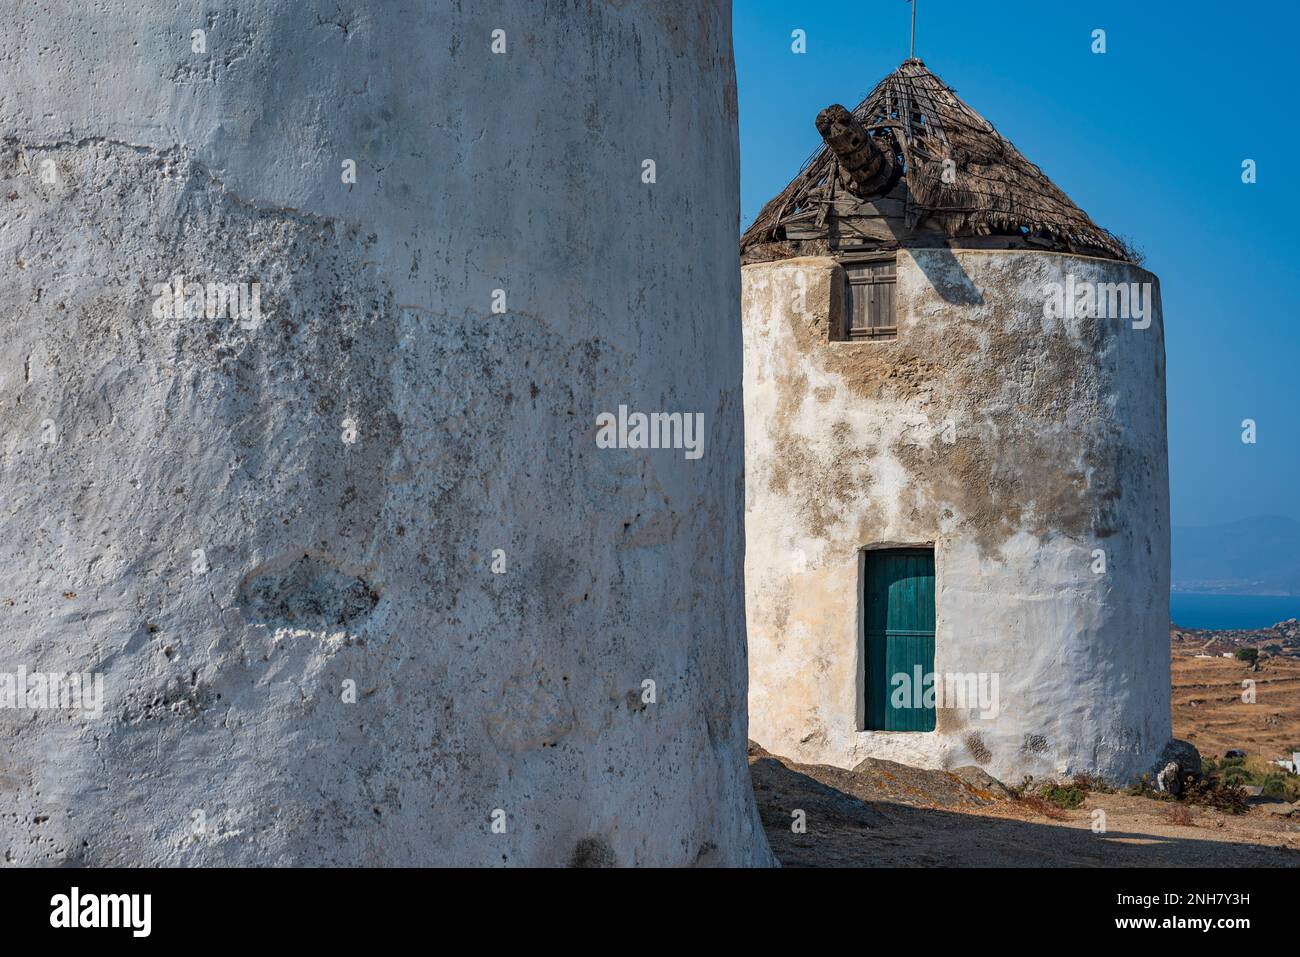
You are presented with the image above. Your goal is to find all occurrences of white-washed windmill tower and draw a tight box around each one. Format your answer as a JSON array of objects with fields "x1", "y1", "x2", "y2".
[
  {"x1": 741, "y1": 58, "x2": 1171, "y2": 784},
  {"x1": 0, "y1": 1, "x2": 770, "y2": 866}
]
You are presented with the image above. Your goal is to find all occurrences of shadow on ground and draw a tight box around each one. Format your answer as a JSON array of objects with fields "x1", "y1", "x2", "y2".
[{"x1": 750, "y1": 747, "x2": 1300, "y2": 867}]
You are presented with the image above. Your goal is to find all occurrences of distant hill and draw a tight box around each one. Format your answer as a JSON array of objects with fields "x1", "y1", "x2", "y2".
[{"x1": 1173, "y1": 516, "x2": 1300, "y2": 595}]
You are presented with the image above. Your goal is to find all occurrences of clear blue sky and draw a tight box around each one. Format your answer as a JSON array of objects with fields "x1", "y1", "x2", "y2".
[{"x1": 735, "y1": 0, "x2": 1299, "y2": 530}]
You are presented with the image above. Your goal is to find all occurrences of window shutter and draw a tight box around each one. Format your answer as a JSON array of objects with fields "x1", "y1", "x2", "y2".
[{"x1": 841, "y1": 259, "x2": 897, "y2": 340}]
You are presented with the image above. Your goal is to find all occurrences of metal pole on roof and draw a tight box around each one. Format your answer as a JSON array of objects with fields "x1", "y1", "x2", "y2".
[{"x1": 908, "y1": 0, "x2": 917, "y2": 60}]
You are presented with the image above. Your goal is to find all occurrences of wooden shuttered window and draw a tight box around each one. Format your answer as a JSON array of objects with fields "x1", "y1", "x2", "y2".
[{"x1": 842, "y1": 259, "x2": 897, "y2": 340}]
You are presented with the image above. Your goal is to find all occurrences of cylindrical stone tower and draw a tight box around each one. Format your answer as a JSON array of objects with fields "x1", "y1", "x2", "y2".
[
  {"x1": 740, "y1": 59, "x2": 1171, "y2": 785},
  {"x1": 0, "y1": 1, "x2": 770, "y2": 866},
  {"x1": 742, "y1": 251, "x2": 1170, "y2": 784}
]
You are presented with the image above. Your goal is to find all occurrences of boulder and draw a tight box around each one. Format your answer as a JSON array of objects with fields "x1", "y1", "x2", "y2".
[
  {"x1": 844, "y1": 757, "x2": 1002, "y2": 808},
  {"x1": 950, "y1": 766, "x2": 1013, "y2": 800},
  {"x1": 1160, "y1": 739, "x2": 1203, "y2": 780}
]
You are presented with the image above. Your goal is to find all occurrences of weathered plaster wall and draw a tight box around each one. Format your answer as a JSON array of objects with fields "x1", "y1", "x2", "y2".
[
  {"x1": 743, "y1": 251, "x2": 1170, "y2": 784},
  {"x1": 0, "y1": 1, "x2": 771, "y2": 866}
]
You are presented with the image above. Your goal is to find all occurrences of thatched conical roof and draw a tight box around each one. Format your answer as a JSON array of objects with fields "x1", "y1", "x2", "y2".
[{"x1": 742, "y1": 59, "x2": 1128, "y2": 262}]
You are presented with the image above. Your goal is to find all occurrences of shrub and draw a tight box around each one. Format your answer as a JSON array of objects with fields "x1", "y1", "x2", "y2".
[
  {"x1": 1126, "y1": 765, "x2": 1250, "y2": 814},
  {"x1": 1236, "y1": 648, "x2": 1259, "y2": 665},
  {"x1": 1196, "y1": 755, "x2": 1300, "y2": 801},
  {"x1": 1009, "y1": 775, "x2": 1076, "y2": 819},
  {"x1": 1284, "y1": 776, "x2": 1300, "y2": 803},
  {"x1": 1262, "y1": 774, "x2": 1288, "y2": 800},
  {"x1": 1126, "y1": 773, "x2": 1166, "y2": 799},
  {"x1": 1009, "y1": 775, "x2": 1035, "y2": 799},
  {"x1": 1016, "y1": 793, "x2": 1071, "y2": 821},
  {"x1": 1072, "y1": 772, "x2": 1114, "y2": 794},
  {"x1": 1040, "y1": 781, "x2": 1087, "y2": 810},
  {"x1": 1220, "y1": 765, "x2": 1251, "y2": 787},
  {"x1": 1182, "y1": 777, "x2": 1250, "y2": 814}
]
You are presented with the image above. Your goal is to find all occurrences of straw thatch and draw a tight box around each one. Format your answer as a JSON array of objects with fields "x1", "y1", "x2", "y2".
[{"x1": 742, "y1": 59, "x2": 1128, "y2": 262}]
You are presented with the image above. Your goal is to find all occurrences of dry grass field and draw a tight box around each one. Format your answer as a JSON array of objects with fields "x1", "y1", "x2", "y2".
[{"x1": 1171, "y1": 654, "x2": 1300, "y2": 762}]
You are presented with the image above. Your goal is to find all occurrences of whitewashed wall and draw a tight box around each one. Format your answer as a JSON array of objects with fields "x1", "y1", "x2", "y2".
[
  {"x1": 743, "y1": 251, "x2": 1171, "y2": 784},
  {"x1": 0, "y1": 0, "x2": 770, "y2": 867}
]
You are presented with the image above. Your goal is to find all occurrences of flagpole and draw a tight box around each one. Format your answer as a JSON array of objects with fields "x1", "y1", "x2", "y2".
[{"x1": 910, "y1": 0, "x2": 917, "y2": 59}]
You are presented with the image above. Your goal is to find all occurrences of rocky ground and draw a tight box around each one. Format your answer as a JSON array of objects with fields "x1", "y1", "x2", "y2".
[{"x1": 749, "y1": 743, "x2": 1300, "y2": 867}]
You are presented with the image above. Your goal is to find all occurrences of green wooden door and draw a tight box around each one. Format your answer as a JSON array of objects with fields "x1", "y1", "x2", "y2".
[{"x1": 864, "y1": 548, "x2": 936, "y2": 731}]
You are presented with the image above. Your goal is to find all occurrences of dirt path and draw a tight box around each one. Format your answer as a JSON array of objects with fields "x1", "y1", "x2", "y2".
[{"x1": 750, "y1": 746, "x2": 1300, "y2": 867}]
